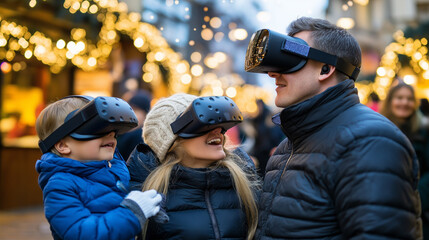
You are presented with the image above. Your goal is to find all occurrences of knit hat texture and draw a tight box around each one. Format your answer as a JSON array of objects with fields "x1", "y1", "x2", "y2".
[{"x1": 143, "y1": 93, "x2": 197, "y2": 160}]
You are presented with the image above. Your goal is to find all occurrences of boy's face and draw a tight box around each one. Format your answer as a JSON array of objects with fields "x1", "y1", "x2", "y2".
[{"x1": 58, "y1": 131, "x2": 117, "y2": 161}]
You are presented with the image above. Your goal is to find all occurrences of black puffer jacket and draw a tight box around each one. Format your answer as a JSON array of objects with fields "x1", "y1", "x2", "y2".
[
  {"x1": 256, "y1": 80, "x2": 422, "y2": 239},
  {"x1": 127, "y1": 143, "x2": 258, "y2": 240}
]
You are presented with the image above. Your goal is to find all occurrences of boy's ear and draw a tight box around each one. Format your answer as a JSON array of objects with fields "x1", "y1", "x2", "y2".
[{"x1": 54, "y1": 140, "x2": 71, "y2": 155}]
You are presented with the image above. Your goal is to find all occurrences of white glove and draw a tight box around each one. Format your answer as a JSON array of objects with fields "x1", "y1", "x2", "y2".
[{"x1": 125, "y1": 189, "x2": 162, "y2": 218}]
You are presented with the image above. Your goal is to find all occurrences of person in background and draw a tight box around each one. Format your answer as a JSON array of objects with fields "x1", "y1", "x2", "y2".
[
  {"x1": 246, "y1": 17, "x2": 422, "y2": 239},
  {"x1": 126, "y1": 93, "x2": 260, "y2": 239},
  {"x1": 366, "y1": 91, "x2": 380, "y2": 112},
  {"x1": 240, "y1": 99, "x2": 284, "y2": 177},
  {"x1": 421, "y1": 98, "x2": 429, "y2": 117},
  {"x1": 35, "y1": 96, "x2": 163, "y2": 240},
  {"x1": 117, "y1": 90, "x2": 152, "y2": 160},
  {"x1": 380, "y1": 81, "x2": 429, "y2": 239}
]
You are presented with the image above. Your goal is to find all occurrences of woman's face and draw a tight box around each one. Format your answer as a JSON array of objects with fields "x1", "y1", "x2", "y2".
[
  {"x1": 180, "y1": 128, "x2": 226, "y2": 168},
  {"x1": 391, "y1": 87, "x2": 416, "y2": 119}
]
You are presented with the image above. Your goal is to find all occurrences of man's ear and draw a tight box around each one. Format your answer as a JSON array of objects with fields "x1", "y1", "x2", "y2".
[
  {"x1": 54, "y1": 139, "x2": 71, "y2": 155},
  {"x1": 319, "y1": 65, "x2": 335, "y2": 81}
]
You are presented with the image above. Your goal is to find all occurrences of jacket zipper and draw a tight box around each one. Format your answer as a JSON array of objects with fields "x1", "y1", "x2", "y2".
[
  {"x1": 205, "y1": 177, "x2": 221, "y2": 240},
  {"x1": 281, "y1": 145, "x2": 294, "y2": 177},
  {"x1": 260, "y1": 144, "x2": 293, "y2": 236}
]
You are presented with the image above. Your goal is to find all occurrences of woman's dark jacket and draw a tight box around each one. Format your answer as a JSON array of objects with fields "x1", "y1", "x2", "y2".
[
  {"x1": 256, "y1": 80, "x2": 422, "y2": 239},
  {"x1": 127, "y1": 143, "x2": 257, "y2": 240}
]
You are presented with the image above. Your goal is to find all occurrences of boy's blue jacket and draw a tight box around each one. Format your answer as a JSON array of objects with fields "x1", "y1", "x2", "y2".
[{"x1": 36, "y1": 152, "x2": 141, "y2": 240}]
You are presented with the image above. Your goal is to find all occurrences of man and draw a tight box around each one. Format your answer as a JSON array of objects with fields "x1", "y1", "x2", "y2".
[{"x1": 246, "y1": 17, "x2": 422, "y2": 239}]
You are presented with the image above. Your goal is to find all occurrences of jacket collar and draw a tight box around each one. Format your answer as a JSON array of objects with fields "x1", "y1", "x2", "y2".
[{"x1": 272, "y1": 79, "x2": 360, "y2": 146}]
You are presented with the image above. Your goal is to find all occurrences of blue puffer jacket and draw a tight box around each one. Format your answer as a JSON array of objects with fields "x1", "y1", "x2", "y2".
[
  {"x1": 36, "y1": 152, "x2": 141, "y2": 240},
  {"x1": 127, "y1": 143, "x2": 258, "y2": 240},
  {"x1": 256, "y1": 80, "x2": 422, "y2": 239}
]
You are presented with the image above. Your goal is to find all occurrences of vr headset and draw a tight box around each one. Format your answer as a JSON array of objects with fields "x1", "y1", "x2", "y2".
[
  {"x1": 170, "y1": 96, "x2": 243, "y2": 138},
  {"x1": 244, "y1": 29, "x2": 360, "y2": 80},
  {"x1": 39, "y1": 96, "x2": 138, "y2": 153}
]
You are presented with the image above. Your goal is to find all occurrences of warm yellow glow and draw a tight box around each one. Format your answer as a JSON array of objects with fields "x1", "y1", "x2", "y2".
[
  {"x1": 414, "y1": 52, "x2": 423, "y2": 61},
  {"x1": 56, "y1": 39, "x2": 66, "y2": 49},
  {"x1": 191, "y1": 64, "x2": 203, "y2": 76},
  {"x1": 246, "y1": 101, "x2": 257, "y2": 113},
  {"x1": 201, "y1": 28, "x2": 213, "y2": 41},
  {"x1": 204, "y1": 16, "x2": 210, "y2": 22},
  {"x1": 1, "y1": 62, "x2": 12, "y2": 73},
  {"x1": 354, "y1": 0, "x2": 369, "y2": 6},
  {"x1": 189, "y1": 40, "x2": 195, "y2": 46},
  {"x1": 88, "y1": 57, "x2": 97, "y2": 67},
  {"x1": 134, "y1": 37, "x2": 144, "y2": 48},
  {"x1": 379, "y1": 77, "x2": 390, "y2": 86},
  {"x1": 24, "y1": 50, "x2": 32, "y2": 59},
  {"x1": 204, "y1": 57, "x2": 218, "y2": 69},
  {"x1": 419, "y1": 60, "x2": 429, "y2": 70},
  {"x1": 181, "y1": 74, "x2": 192, "y2": 84},
  {"x1": 190, "y1": 52, "x2": 202, "y2": 63},
  {"x1": 29, "y1": 0, "x2": 36, "y2": 8},
  {"x1": 376, "y1": 67, "x2": 386, "y2": 77},
  {"x1": 404, "y1": 75, "x2": 417, "y2": 85},
  {"x1": 256, "y1": 11, "x2": 270, "y2": 22},
  {"x1": 76, "y1": 41, "x2": 85, "y2": 52},
  {"x1": 12, "y1": 62, "x2": 21, "y2": 71},
  {"x1": 212, "y1": 87, "x2": 224, "y2": 96},
  {"x1": 209, "y1": 17, "x2": 222, "y2": 29},
  {"x1": 176, "y1": 62, "x2": 187, "y2": 74},
  {"x1": 0, "y1": 38, "x2": 7, "y2": 47},
  {"x1": 143, "y1": 72, "x2": 154, "y2": 82},
  {"x1": 337, "y1": 18, "x2": 355, "y2": 29},
  {"x1": 233, "y1": 28, "x2": 248, "y2": 40},
  {"x1": 89, "y1": 4, "x2": 98, "y2": 14},
  {"x1": 214, "y1": 52, "x2": 227, "y2": 63},
  {"x1": 214, "y1": 32, "x2": 224, "y2": 42},
  {"x1": 226, "y1": 87, "x2": 237, "y2": 98},
  {"x1": 154, "y1": 52, "x2": 165, "y2": 61},
  {"x1": 423, "y1": 71, "x2": 429, "y2": 80},
  {"x1": 34, "y1": 45, "x2": 46, "y2": 55}
]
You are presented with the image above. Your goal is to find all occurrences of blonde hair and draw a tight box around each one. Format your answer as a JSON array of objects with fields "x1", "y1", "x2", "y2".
[
  {"x1": 35, "y1": 97, "x2": 88, "y2": 155},
  {"x1": 143, "y1": 137, "x2": 259, "y2": 239}
]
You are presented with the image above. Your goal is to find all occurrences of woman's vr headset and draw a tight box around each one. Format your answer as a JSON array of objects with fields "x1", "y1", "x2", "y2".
[
  {"x1": 244, "y1": 29, "x2": 360, "y2": 80},
  {"x1": 38, "y1": 96, "x2": 138, "y2": 153},
  {"x1": 170, "y1": 96, "x2": 243, "y2": 138}
]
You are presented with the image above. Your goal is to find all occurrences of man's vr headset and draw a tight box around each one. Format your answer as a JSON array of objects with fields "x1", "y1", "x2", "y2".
[
  {"x1": 244, "y1": 29, "x2": 360, "y2": 80},
  {"x1": 39, "y1": 96, "x2": 138, "y2": 153},
  {"x1": 170, "y1": 96, "x2": 243, "y2": 138}
]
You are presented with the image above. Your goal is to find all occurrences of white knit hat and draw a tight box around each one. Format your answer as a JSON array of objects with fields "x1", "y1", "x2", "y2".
[{"x1": 143, "y1": 93, "x2": 197, "y2": 160}]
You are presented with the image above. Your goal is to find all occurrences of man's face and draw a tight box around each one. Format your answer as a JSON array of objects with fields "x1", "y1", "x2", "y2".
[{"x1": 268, "y1": 31, "x2": 325, "y2": 108}]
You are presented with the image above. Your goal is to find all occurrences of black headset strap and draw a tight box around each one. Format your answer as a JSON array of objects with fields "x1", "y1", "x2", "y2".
[
  {"x1": 170, "y1": 111, "x2": 193, "y2": 135},
  {"x1": 283, "y1": 40, "x2": 360, "y2": 80},
  {"x1": 38, "y1": 103, "x2": 97, "y2": 153},
  {"x1": 308, "y1": 48, "x2": 360, "y2": 80}
]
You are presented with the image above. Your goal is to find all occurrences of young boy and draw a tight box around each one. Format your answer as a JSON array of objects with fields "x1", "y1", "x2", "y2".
[{"x1": 35, "y1": 96, "x2": 162, "y2": 240}]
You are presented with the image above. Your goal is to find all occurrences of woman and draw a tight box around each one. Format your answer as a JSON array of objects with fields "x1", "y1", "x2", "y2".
[
  {"x1": 127, "y1": 93, "x2": 260, "y2": 240},
  {"x1": 380, "y1": 81, "x2": 429, "y2": 238}
]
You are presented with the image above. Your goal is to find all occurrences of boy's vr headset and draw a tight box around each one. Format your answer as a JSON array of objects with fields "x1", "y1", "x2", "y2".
[
  {"x1": 39, "y1": 96, "x2": 138, "y2": 153},
  {"x1": 244, "y1": 29, "x2": 360, "y2": 80},
  {"x1": 170, "y1": 96, "x2": 243, "y2": 138}
]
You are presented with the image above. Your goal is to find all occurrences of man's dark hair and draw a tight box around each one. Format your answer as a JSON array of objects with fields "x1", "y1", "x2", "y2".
[{"x1": 287, "y1": 17, "x2": 362, "y2": 81}]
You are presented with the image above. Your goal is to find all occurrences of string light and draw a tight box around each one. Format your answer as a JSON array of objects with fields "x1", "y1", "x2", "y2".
[
  {"x1": 357, "y1": 30, "x2": 429, "y2": 102},
  {"x1": 0, "y1": 0, "x2": 272, "y2": 114}
]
